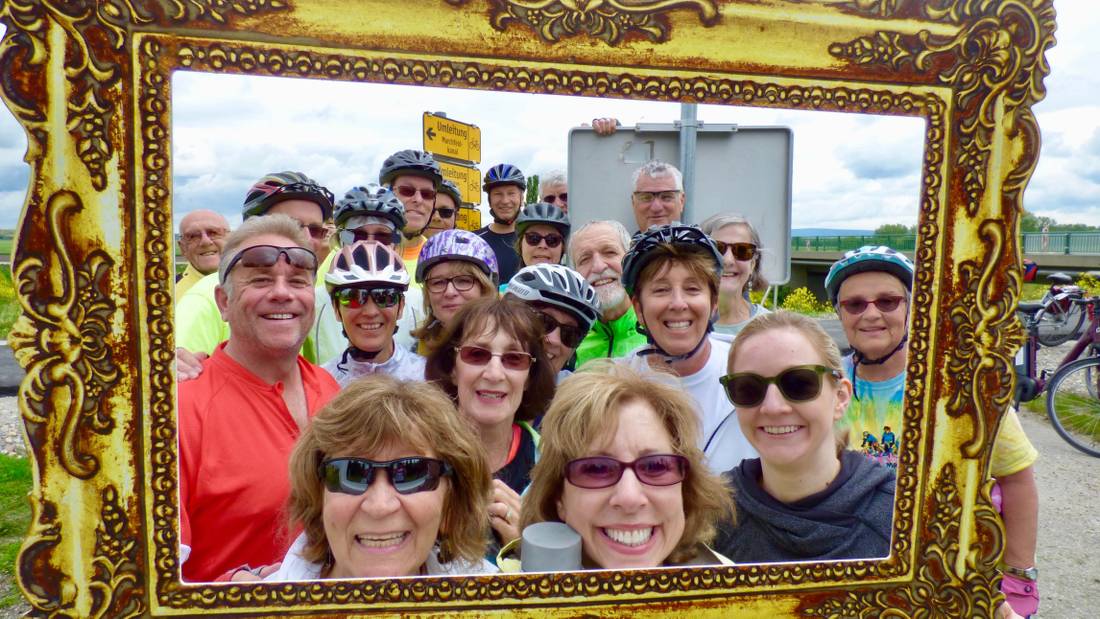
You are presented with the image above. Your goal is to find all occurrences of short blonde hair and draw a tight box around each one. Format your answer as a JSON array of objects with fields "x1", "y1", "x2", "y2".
[
  {"x1": 521, "y1": 360, "x2": 734, "y2": 565},
  {"x1": 412, "y1": 260, "x2": 496, "y2": 351},
  {"x1": 286, "y1": 376, "x2": 491, "y2": 572}
]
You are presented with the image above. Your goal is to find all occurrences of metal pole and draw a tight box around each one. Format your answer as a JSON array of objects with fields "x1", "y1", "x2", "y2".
[{"x1": 679, "y1": 103, "x2": 698, "y2": 224}]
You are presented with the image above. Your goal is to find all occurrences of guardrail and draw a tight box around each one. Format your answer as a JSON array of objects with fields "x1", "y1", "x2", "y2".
[{"x1": 791, "y1": 232, "x2": 1100, "y2": 255}]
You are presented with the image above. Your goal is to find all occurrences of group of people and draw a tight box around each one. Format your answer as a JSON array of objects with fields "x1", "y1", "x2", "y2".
[{"x1": 172, "y1": 145, "x2": 1038, "y2": 618}]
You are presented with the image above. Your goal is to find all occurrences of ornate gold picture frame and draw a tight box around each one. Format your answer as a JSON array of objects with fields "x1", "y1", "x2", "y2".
[{"x1": 0, "y1": 0, "x2": 1054, "y2": 615}]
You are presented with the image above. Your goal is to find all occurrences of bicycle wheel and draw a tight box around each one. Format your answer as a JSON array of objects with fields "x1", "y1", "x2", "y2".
[
  {"x1": 1037, "y1": 300, "x2": 1085, "y2": 346},
  {"x1": 1044, "y1": 356, "x2": 1100, "y2": 457}
]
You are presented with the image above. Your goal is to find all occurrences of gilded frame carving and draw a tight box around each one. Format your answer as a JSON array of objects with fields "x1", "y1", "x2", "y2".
[{"x1": 0, "y1": 0, "x2": 1053, "y2": 616}]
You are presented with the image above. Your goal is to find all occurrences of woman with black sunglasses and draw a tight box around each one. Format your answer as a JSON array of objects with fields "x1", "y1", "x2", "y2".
[
  {"x1": 510, "y1": 202, "x2": 570, "y2": 276},
  {"x1": 262, "y1": 376, "x2": 495, "y2": 580},
  {"x1": 512, "y1": 361, "x2": 734, "y2": 570},
  {"x1": 424, "y1": 296, "x2": 556, "y2": 550},
  {"x1": 713, "y1": 311, "x2": 895, "y2": 564},
  {"x1": 700, "y1": 214, "x2": 771, "y2": 340}
]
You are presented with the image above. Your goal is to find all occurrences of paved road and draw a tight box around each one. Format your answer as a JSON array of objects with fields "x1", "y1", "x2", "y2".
[{"x1": 0, "y1": 343, "x2": 18, "y2": 396}]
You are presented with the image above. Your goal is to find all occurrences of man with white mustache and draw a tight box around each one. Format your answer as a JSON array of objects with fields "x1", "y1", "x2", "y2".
[{"x1": 568, "y1": 220, "x2": 648, "y2": 367}]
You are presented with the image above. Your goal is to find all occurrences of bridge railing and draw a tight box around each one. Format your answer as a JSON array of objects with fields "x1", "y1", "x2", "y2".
[{"x1": 791, "y1": 232, "x2": 1100, "y2": 255}]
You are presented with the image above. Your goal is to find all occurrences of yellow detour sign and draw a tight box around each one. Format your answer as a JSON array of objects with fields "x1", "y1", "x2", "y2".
[
  {"x1": 439, "y1": 160, "x2": 482, "y2": 206},
  {"x1": 455, "y1": 206, "x2": 482, "y2": 232},
  {"x1": 423, "y1": 112, "x2": 481, "y2": 164}
]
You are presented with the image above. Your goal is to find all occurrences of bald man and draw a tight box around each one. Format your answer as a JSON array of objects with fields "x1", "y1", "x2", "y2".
[{"x1": 177, "y1": 209, "x2": 230, "y2": 297}]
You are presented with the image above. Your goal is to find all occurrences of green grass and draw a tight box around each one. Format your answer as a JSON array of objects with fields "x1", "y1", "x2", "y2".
[
  {"x1": 1033, "y1": 390, "x2": 1100, "y2": 445},
  {"x1": 0, "y1": 455, "x2": 31, "y2": 609},
  {"x1": 0, "y1": 266, "x2": 16, "y2": 341}
]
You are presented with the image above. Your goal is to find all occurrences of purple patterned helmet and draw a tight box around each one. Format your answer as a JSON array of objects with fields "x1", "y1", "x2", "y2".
[{"x1": 416, "y1": 229, "x2": 499, "y2": 284}]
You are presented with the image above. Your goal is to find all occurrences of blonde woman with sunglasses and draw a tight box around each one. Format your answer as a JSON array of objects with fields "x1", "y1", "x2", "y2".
[{"x1": 700, "y1": 214, "x2": 770, "y2": 340}]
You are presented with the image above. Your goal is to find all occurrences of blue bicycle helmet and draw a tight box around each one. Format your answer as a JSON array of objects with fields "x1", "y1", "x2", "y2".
[
  {"x1": 483, "y1": 163, "x2": 526, "y2": 192},
  {"x1": 824, "y1": 245, "x2": 915, "y2": 305}
]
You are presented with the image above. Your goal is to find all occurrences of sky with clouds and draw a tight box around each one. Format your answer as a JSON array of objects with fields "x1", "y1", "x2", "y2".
[{"x1": 0, "y1": 1, "x2": 1094, "y2": 233}]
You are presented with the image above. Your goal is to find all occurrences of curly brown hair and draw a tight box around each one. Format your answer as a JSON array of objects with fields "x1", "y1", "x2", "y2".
[{"x1": 286, "y1": 376, "x2": 491, "y2": 573}]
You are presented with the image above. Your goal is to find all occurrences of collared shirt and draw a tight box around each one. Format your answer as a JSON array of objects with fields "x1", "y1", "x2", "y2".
[{"x1": 175, "y1": 263, "x2": 207, "y2": 298}]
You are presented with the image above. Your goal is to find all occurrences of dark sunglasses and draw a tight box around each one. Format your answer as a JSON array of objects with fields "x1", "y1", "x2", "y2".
[
  {"x1": 455, "y1": 345, "x2": 534, "y2": 371},
  {"x1": 719, "y1": 364, "x2": 841, "y2": 407},
  {"x1": 320, "y1": 457, "x2": 451, "y2": 495},
  {"x1": 565, "y1": 454, "x2": 688, "y2": 489},
  {"x1": 536, "y1": 311, "x2": 586, "y2": 348},
  {"x1": 334, "y1": 287, "x2": 403, "y2": 309},
  {"x1": 838, "y1": 295, "x2": 906, "y2": 315},
  {"x1": 338, "y1": 228, "x2": 399, "y2": 247},
  {"x1": 300, "y1": 222, "x2": 332, "y2": 240},
  {"x1": 523, "y1": 231, "x2": 564, "y2": 248},
  {"x1": 425, "y1": 274, "x2": 478, "y2": 293},
  {"x1": 542, "y1": 192, "x2": 568, "y2": 204},
  {"x1": 394, "y1": 185, "x2": 437, "y2": 201},
  {"x1": 436, "y1": 208, "x2": 456, "y2": 219},
  {"x1": 220, "y1": 244, "x2": 318, "y2": 284},
  {"x1": 715, "y1": 241, "x2": 757, "y2": 261}
]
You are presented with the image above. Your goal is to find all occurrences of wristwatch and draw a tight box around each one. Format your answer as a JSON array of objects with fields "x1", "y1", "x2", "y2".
[{"x1": 999, "y1": 563, "x2": 1039, "y2": 580}]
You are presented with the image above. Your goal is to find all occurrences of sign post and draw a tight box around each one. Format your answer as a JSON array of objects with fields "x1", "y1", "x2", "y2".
[{"x1": 424, "y1": 112, "x2": 484, "y2": 231}]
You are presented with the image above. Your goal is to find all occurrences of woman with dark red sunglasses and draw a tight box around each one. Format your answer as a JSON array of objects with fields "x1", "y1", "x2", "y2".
[{"x1": 713, "y1": 310, "x2": 895, "y2": 564}]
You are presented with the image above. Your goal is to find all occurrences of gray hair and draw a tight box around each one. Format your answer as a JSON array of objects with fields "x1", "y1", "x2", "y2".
[
  {"x1": 538, "y1": 170, "x2": 567, "y2": 196},
  {"x1": 568, "y1": 219, "x2": 632, "y2": 267},
  {"x1": 631, "y1": 160, "x2": 683, "y2": 192},
  {"x1": 700, "y1": 213, "x2": 769, "y2": 292},
  {"x1": 217, "y1": 213, "x2": 312, "y2": 292}
]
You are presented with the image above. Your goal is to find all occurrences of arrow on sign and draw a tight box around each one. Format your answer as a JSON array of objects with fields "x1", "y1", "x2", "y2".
[{"x1": 426, "y1": 128, "x2": 436, "y2": 140}]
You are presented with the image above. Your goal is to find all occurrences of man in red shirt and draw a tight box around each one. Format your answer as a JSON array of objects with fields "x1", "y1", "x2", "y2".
[{"x1": 178, "y1": 213, "x2": 341, "y2": 582}]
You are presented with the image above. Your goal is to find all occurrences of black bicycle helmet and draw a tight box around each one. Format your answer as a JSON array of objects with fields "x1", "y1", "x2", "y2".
[
  {"x1": 621, "y1": 224, "x2": 724, "y2": 297},
  {"x1": 333, "y1": 184, "x2": 407, "y2": 231},
  {"x1": 506, "y1": 264, "x2": 600, "y2": 333},
  {"x1": 515, "y1": 202, "x2": 570, "y2": 237},
  {"x1": 378, "y1": 149, "x2": 443, "y2": 187},
  {"x1": 437, "y1": 179, "x2": 463, "y2": 206},
  {"x1": 482, "y1": 163, "x2": 526, "y2": 192},
  {"x1": 242, "y1": 171, "x2": 334, "y2": 220}
]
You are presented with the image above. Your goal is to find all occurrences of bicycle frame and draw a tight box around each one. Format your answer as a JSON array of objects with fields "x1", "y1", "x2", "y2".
[{"x1": 1017, "y1": 296, "x2": 1100, "y2": 402}]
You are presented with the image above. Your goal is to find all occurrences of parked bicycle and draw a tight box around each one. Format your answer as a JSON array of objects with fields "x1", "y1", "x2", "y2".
[
  {"x1": 1016, "y1": 296, "x2": 1100, "y2": 457},
  {"x1": 1032, "y1": 272, "x2": 1086, "y2": 346}
]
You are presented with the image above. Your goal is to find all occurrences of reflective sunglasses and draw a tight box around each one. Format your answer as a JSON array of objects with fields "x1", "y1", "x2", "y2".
[
  {"x1": 536, "y1": 311, "x2": 586, "y2": 348},
  {"x1": 436, "y1": 208, "x2": 456, "y2": 219},
  {"x1": 320, "y1": 457, "x2": 452, "y2": 495},
  {"x1": 838, "y1": 295, "x2": 906, "y2": 315},
  {"x1": 181, "y1": 227, "x2": 228, "y2": 244},
  {"x1": 715, "y1": 241, "x2": 757, "y2": 261},
  {"x1": 632, "y1": 190, "x2": 681, "y2": 203},
  {"x1": 523, "y1": 231, "x2": 564, "y2": 248},
  {"x1": 220, "y1": 244, "x2": 318, "y2": 284},
  {"x1": 425, "y1": 274, "x2": 478, "y2": 293},
  {"x1": 542, "y1": 192, "x2": 568, "y2": 204},
  {"x1": 394, "y1": 185, "x2": 437, "y2": 201},
  {"x1": 565, "y1": 454, "x2": 689, "y2": 489},
  {"x1": 334, "y1": 287, "x2": 403, "y2": 309},
  {"x1": 719, "y1": 364, "x2": 841, "y2": 407},
  {"x1": 455, "y1": 345, "x2": 534, "y2": 371},
  {"x1": 338, "y1": 228, "x2": 399, "y2": 247}
]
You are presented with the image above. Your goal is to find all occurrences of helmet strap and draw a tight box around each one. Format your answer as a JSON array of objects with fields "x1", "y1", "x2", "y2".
[
  {"x1": 490, "y1": 206, "x2": 518, "y2": 226},
  {"x1": 636, "y1": 302, "x2": 715, "y2": 364},
  {"x1": 853, "y1": 334, "x2": 908, "y2": 366}
]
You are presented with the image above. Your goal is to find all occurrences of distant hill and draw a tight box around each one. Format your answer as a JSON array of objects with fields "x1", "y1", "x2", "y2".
[{"x1": 792, "y1": 228, "x2": 875, "y2": 236}]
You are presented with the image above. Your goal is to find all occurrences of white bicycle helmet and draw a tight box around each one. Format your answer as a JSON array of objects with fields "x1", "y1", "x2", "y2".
[
  {"x1": 506, "y1": 263, "x2": 601, "y2": 332},
  {"x1": 325, "y1": 241, "x2": 410, "y2": 292}
]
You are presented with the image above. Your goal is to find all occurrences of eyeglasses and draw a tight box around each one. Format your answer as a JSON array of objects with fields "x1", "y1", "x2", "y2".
[
  {"x1": 715, "y1": 241, "x2": 757, "y2": 261},
  {"x1": 436, "y1": 208, "x2": 456, "y2": 219},
  {"x1": 536, "y1": 311, "x2": 586, "y2": 348},
  {"x1": 220, "y1": 244, "x2": 318, "y2": 284},
  {"x1": 338, "y1": 228, "x2": 398, "y2": 246},
  {"x1": 181, "y1": 227, "x2": 228, "y2": 244},
  {"x1": 719, "y1": 365, "x2": 841, "y2": 407},
  {"x1": 320, "y1": 457, "x2": 452, "y2": 495},
  {"x1": 523, "y1": 231, "x2": 564, "y2": 248},
  {"x1": 455, "y1": 345, "x2": 534, "y2": 371},
  {"x1": 334, "y1": 287, "x2": 403, "y2": 309},
  {"x1": 394, "y1": 185, "x2": 437, "y2": 201},
  {"x1": 425, "y1": 274, "x2": 478, "y2": 293},
  {"x1": 632, "y1": 190, "x2": 681, "y2": 203},
  {"x1": 299, "y1": 222, "x2": 332, "y2": 240},
  {"x1": 565, "y1": 454, "x2": 689, "y2": 489},
  {"x1": 837, "y1": 295, "x2": 906, "y2": 315},
  {"x1": 542, "y1": 192, "x2": 568, "y2": 204}
]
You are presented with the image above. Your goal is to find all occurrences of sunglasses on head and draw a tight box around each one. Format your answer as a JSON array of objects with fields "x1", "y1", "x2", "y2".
[
  {"x1": 565, "y1": 454, "x2": 688, "y2": 489},
  {"x1": 338, "y1": 228, "x2": 399, "y2": 247},
  {"x1": 320, "y1": 457, "x2": 451, "y2": 495},
  {"x1": 334, "y1": 287, "x2": 403, "y2": 309},
  {"x1": 220, "y1": 244, "x2": 318, "y2": 284},
  {"x1": 535, "y1": 311, "x2": 586, "y2": 348},
  {"x1": 394, "y1": 185, "x2": 437, "y2": 201},
  {"x1": 425, "y1": 274, "x2": 478, "y2": 294},
  {"x1": 838, "y1": 295, "x2": 906, "y2": 315},
  {"x1": 436, "y1": 207, "x2": 456, "y2": 219},
  {"x1": 542, "y1": 192, "x2": 568, "y2": 204},
  {"x1": 523, "y1": 231, "x2": 564, "y2": 248},
  {"x1": 719, "y1": 364, "x2": 841, "y2": 407},
  {"x1": 455, "y1": 345, "x2": 534, "y2": 371},
  {"x1": 715, "y1": 241, "x2": 757, "y2": 261}
]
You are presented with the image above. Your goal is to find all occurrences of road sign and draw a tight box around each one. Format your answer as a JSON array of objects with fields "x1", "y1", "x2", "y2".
[
  {"x1": 423, "y1": 112, "x2": 481, "y2": 164},
  {"x1": 439, "y1": 160, "x2": 481, "y2": 206},
  {"x1": 455, "y1": 206, "x2": 481, "y2": 232}
]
